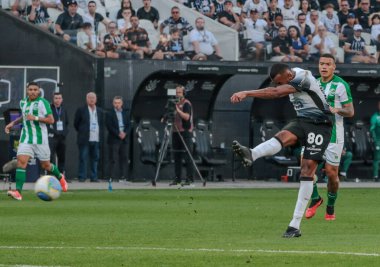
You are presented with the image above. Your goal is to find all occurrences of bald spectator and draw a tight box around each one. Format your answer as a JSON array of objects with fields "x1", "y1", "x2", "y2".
[{"x1": 188, "y1": 17, "x2": 223, "y2": 60}]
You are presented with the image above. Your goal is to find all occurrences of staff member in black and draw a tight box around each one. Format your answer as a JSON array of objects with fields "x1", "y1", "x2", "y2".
[
  {"x1": 48, "y1": 92, "x2": 69, "y2": 174},
  {"x1": 106, "y1": 96, "x2": 130, "y2": 181},
  {"x1": 169, "y1": 85, "x2": 194, "y2": 186}
]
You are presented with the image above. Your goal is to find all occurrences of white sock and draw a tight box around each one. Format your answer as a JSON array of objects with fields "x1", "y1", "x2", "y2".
[
  {"x1": 289, "y1": 181, "x2": 313, "y2": 230},
  {"x1": 250, "y1": 137, "x2": 282, "y2": 161}
]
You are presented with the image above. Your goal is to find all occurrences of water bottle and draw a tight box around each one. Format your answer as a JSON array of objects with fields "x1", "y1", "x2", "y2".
[{"x1": 108, "y1": 178, "x2": 113, "y2": 192}]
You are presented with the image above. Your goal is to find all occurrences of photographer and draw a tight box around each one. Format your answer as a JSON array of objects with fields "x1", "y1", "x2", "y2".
[{"x1": 169, "y1": 85, "x2": 194, "y2": 186}]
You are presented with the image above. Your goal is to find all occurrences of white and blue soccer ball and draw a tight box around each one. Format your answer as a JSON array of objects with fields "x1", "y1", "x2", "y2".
[{"x1": 34, "y1": 175, "x2": 62, "y2": 201}]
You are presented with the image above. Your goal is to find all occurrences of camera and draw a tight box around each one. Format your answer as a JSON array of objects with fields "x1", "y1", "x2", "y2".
[{"x1": 164, "y1": 89, "x2": 180, "y2": 121}]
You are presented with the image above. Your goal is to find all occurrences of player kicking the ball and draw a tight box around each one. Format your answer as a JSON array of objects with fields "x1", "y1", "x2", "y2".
[
  {"x1": 231, "y1": 63, "x2": 333, "y2": 238},
  {"x1": 4, "y1": 82, "x2": 68, "y2": 200},
  {"x1": 305, "y1": 53, "x2": 354, "y2": 221}
]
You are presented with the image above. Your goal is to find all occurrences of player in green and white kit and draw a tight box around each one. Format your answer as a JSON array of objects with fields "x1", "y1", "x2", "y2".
[
  {"x1": 305, "y1": 54, "x2": 354, "y2": 220},
  {"x1": 4, "y1": 82, "x2": 68, "y2": 200}
]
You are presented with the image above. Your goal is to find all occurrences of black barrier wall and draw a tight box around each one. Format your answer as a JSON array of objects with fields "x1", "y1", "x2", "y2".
[{"x1": 0, "y1": 10, "x2": 102, "y2": 180}]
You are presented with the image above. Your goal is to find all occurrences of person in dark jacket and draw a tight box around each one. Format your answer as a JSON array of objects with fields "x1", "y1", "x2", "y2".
[
  {"x1": 106, "y1": 96, "x2": 130, "y2": 181},
  {"x1": 74, "y1": 92, "x2": 104, "y2": 182},
  {"x1": 48, "y1": 92, "x2": 69, "y2": 174}
]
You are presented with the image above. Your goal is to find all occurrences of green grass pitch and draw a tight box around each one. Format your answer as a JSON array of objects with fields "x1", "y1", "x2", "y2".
[{"x1": 0, "y1": 188, "x2": 379, "y2": 267}]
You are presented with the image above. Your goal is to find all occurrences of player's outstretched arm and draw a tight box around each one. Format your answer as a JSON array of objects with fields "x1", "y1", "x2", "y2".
[
  {"x1": 231, "y1": 84, "x2": 297, "y2": 103},
  {"x1": 4, "y1": 116, "x2": 23, "y2": 134}
]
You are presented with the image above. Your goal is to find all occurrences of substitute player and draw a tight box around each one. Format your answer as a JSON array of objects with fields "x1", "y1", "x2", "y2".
[
  {"x1": 231, "y1": 63, "x2": 333, "y2": 238},
  {"x1": 305, "y1": 53, "x2": 354, "y2": 220},
  {"x1": 4, "y1": 82, "x2": 68, "y2": 200}
]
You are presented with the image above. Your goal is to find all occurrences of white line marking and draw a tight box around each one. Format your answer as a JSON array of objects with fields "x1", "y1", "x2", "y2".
[{"x1": 0, "y1": 246, "x2": 378, "y2": 257}]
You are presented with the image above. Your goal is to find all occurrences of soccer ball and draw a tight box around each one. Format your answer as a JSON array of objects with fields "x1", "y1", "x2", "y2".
[{"x1": 34, "y1": 175, "x2": 62, "y2": 201}]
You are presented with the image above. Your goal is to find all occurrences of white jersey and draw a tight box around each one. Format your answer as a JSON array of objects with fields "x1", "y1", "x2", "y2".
[
  {"x1": 318, "y1": 75, "x2": 352, "y2": 144},
  {"x1": 19, "y1": 97, "x2": 52, "y2": 145},
  {"x1": 288, "y1": 67, "x2": 331, "y2": 122}
]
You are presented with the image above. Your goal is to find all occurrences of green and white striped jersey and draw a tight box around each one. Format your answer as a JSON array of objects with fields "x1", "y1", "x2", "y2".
[
  {"x1": 318, "y1": 75, "x2": 352, "y2": 144},
  {"x1": 19, "y1": 97, "x2": 52, "y2": 144}
]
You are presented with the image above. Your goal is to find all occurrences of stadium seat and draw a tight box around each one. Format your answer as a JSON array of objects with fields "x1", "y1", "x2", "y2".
[
  {"x1": 47, "y1": 8, "x2": 63, "y2": 23},
  {"x1": 104, "y1": 0, "x2": 119, "y2": 12},
  {"x1": 136, "y1": 119, "x2": 160, "y2": 165},
  {"x1": 259, "y1": 120, "x2": 298, "y2": 166},
  {"x1": 192, "y1": 120, "x2": 227, "y2": 180},
  {"x1": 349, "y1": 120, "x2": 373, "y2": 164},
  {"x1": 361, "y1": 32, "x2": 372, "y2": 45},
  {"x1": 107, "y1": 7, "x2": 119, "y2": 22}
]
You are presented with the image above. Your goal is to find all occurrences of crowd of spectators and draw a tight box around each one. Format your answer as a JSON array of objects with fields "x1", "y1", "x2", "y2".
[{"x1": 2, "y1": 0, "x2": 380, "y2": 63}]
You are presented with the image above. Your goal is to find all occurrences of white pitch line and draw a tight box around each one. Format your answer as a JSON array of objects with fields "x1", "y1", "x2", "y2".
[{"x1": 0, "y1": 246, "x2": 378, "y2": 257}]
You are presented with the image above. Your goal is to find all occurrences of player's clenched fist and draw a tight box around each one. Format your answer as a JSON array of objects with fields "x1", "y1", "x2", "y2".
[{"x1": 231, "y1": 91, "x2": 248, "y2": 103}]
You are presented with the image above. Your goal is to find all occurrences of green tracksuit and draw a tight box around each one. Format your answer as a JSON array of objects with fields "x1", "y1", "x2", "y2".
[{"x1": 370, "y1": 112, "x2": 380, "y2": 178}]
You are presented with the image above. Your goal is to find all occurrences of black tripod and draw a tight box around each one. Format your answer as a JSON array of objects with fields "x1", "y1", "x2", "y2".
[{"x1": 152, "y1": 121, "x2": 206, "y2": 187}]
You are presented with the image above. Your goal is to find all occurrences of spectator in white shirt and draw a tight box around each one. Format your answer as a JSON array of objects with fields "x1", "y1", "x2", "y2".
[
  {"x1": 280, "y1": 0, "x2": 298, "y2": 28},
  {"x1": 244, "y1": 9, "x2": 268, "y2": 60},
  {"x1": 188, "y1": 17, "x2": 223, "y2": 60},
  {"x1": 309, "y1": 25, "x2": 336, "y2": 61},
  {"x1": 320, "y1": 4, "x2": 340, "y2": 35},
  {"x1": 241, "y1": 0, "x2": 268, "y2": 19},
  {"x1": 307, "y1": 9, "x2": 323, "y2": 36}
]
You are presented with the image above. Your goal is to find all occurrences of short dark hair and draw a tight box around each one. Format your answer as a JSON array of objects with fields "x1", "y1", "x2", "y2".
[
  {"x1": 298, "y1": 13, "x2": 306, "y2": 18},
  {"x1": 82, "y1": 22, "x2": 92, "y2": 29},
  {"x1": 275, "y1": 13, "x2": 283, "y2": 19},
  {"x1": 320, "y1": 53, "x2": 335, "y2": 61},
  {"x1": 113, "y1": 96, "x2": 123, "y2": 101},
  {"x1": 27, "y1": 81, "x2": 39, "y2": 88},
  {"x1": 269, "y1": 63, "x2": 290, "y2": 80},
  {"x1": 88, "y1": 0, "x2": 96, "y2": 5},
  {"x1": 53, "y1": 92, "x2": 62, "y2": 97},
  {"x1": 170, "y1": 28, "x2": 180, "y2": 34}
]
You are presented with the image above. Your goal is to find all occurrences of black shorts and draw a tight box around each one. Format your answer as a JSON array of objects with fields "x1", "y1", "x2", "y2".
[{"x1": 283, "y1": 118, "x2": 332, "y2": 162}]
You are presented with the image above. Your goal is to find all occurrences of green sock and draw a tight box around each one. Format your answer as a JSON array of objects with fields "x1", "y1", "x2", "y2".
[
  {"x1": 15, "y1": 168, "x2": 26, "y2": 193},
  {"x1": 50, "y1": 164, "x2": 62, "y2": 179},
  {"x1": 310, "y1": 175, "x2": 320, "y2": 200},
  {"x1": 327, "y1": 191, "x2": 337, "y2": 206}
]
